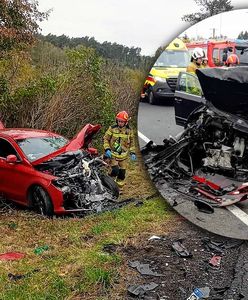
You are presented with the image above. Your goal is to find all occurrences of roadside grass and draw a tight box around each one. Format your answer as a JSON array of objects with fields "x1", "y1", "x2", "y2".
[{"x1": 0, "y1": 152, "x2": 177, "y2": 299}]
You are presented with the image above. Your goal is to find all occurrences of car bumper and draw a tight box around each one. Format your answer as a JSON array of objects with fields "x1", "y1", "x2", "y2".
[{"x1": 152, "y1": 80, "x2": 176, "y2": 99}]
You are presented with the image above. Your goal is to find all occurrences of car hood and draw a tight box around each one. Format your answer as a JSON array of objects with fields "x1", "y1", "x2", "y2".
[
  {"x1": 32, "y1": 123, "x2": 101, "y2": 165},
  {"x1": 196, "y1": 67, "x2": 248, "y2": 117}
]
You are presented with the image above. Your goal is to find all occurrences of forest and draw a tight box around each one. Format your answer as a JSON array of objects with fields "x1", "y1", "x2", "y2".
[{"x1": 0, "y1": 0, "x2": 154, "y2": 144}]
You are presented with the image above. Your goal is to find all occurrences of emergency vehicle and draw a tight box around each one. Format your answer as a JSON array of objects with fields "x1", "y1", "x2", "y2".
[
  {"x1": 186, "y1": 39, "x2": 248, "y2": 67},
  {"x1": 141, "y1": 38, "x2": 189, "y2": 105}
]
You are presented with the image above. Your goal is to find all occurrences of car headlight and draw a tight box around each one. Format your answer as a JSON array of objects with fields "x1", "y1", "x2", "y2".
[{"x1": 154, "y1": 76, "x2": 167, "y2": 83}]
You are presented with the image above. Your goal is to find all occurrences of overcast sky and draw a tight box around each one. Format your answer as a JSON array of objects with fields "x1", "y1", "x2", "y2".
[{"x1": 38, "y1": 0, "x2": 248, "y2": 55}]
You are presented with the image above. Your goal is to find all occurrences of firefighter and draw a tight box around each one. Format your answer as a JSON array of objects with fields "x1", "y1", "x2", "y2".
[
  {"x1": 103, "y1": 111, "x2": 136, "y2": 188},
  {"x1": 186, "y1": 47, "x2": 205, "y2": 73},
  {"x1": 225, "y1": 53, "x2": 240, "y2": 67},
  {"x1": 202, "y1": 51, "x2": 209, "y2": 68}
]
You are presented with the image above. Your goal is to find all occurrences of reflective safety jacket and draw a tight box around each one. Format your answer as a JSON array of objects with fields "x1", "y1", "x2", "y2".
[
  {"x1": 103, "y1": 124, "x2": 135, "y2": 160},
  {"x1": 186, "y1": 61, "x2": 204, "y2": 74}
]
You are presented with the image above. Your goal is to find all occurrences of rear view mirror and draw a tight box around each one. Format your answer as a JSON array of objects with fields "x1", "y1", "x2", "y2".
[{"x1": 6, "y1": 154, "x2": 18, "y2": 163}]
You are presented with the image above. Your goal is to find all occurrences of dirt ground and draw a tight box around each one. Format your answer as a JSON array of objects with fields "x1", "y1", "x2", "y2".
[{"x1": 110, "y1": 215, "x2": 247, "y2": 300}]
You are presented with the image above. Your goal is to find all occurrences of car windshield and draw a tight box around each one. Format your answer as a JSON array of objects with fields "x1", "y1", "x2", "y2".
[
  {"x1": 154, "y1": 50, "x2": 189, "y2": 68},
  {"x1": 16, "y1": 136, "x2": 69, "y2": 161}
]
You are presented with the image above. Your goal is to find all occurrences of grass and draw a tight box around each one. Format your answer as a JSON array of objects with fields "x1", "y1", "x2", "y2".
[{"x1": 0, "y1": 151, "x2": 177, "y2": 299}]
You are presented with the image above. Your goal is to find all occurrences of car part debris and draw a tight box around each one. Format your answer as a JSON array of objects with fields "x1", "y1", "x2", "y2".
[
  {"x1": 186, "y1": 288, "x2": 204, "y2": 300},
  {"x1": 171, "y1": 240, "x2": 192, "y2": 258},
  {"x1": 148, "y1": 235, "x2": 163, "y2": 241},
  {"x1": 7, "y1": 222, "x2": 18, "y2": 230},
  {"x1": 34, "y1": 245, "x2": 49, "y2": 255},
  {"x1": 187, "y1": 286, "x2": 210, "y2": 299},
  {"x1": 8, "y1": 269, "x2": 40, "y2": 281},
  {"x1": 194, "y1": 199, "x2": 214, "y2": 214},
  {"x1": 209, "y1": 255, "x2": 222, "y2": 270},
  {"x1": 102, "y1": 243, "x2": 118, "y2": 254},
  {"x1": 127, "y1": 282, "x2": 159, "y2": 297},
  {"x1": 129, "y1": 260, "x2": 164, "y2": 276},
  {"x1": 202, "y1": 238, "x2": 224, "y2": 255},
  {"x1": 0, "y1": 252, "x2": 25, "y2": 261}
]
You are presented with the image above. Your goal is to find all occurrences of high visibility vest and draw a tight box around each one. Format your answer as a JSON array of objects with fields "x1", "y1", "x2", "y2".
[{"x1": 103, "y1": 125, "x2": 135, "y2": 160}]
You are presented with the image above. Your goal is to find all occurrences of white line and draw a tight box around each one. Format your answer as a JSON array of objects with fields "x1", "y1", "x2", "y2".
[
  {"x1": 226, "y1": 205, "x2": 248, "y2": 227},
  {"x1": 138, "y1": 130, "x2": 153, "y2": 144},
  {"x1": 138, "y1": 131, "x2": 248, "y2": 227}
]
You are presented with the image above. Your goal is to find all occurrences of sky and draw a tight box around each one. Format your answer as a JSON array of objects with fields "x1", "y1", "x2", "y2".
[{"x1": 37, "y1": 0, "x2": 248, "y2": 55}]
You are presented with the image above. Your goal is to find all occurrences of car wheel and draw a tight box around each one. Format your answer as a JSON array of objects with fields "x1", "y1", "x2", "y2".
[
  {"x1": 148, "y1": 91, "x2": 157, "y2": 105},
  {"x1": 100, "y1": 174, "x2": 119, "y2": 198},
  {"x1": 31, "y1": 186, "x2": 54, "y2": 217}
]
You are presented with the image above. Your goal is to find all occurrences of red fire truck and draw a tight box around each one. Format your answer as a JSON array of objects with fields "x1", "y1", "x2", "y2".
[{"x1": 186, "y1": 40, "x2": 236, "y2": 67}]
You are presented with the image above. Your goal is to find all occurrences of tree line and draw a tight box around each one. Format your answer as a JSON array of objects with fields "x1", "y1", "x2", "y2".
[{"x1": 38, "y1": 34, "x2": 153, "y2": 71}]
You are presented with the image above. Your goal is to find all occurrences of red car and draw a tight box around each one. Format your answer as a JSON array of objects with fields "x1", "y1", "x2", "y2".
[{"x1": 0, "y1": 123, "x2": 119, "y2": 216}]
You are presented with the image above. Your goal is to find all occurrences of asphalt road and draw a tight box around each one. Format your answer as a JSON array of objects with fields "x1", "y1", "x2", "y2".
[
  {"x1": 138, "y1": 102, "x2": 182, "y2": 148},
  {"x1": 137, "y1": 101, "x2": 248, "y2": 240}
]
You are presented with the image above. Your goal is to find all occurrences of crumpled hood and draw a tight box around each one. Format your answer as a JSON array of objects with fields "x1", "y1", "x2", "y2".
[
  {"x1": 32, "y1": 124, "x2": 101, "y2": 165},
  {"x1": 196, "y1": 67, "x2": 248, "y2": 116}
]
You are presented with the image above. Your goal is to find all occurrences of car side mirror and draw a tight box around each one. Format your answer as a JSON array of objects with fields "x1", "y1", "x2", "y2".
[{"x1": 6, "y1": 154, "x2": 18, "y2": 163}]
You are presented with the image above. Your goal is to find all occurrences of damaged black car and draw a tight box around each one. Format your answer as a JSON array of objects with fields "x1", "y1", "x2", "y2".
[{"x1": 142, "y1": 67, "x2": 248, "y2": 208}]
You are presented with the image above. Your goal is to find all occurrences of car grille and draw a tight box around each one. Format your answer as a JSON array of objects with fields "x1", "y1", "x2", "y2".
[{"x1": 166, "y1": 77, "x2": 177, "y2": 92}]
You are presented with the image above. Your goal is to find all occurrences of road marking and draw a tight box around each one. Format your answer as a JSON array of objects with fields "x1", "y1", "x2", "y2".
[
  {"x1": 138, "y1": 130, "x2": 153, "y2": 144},
  {"x1": 226, "y1": 205, "x2": 248, "y2": 226},
  {"x1": 138, "y1": 131, "x2": 248, "y2": 227}
]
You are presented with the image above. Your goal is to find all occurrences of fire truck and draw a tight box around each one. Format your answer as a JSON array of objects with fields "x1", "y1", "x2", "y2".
[
  {"x1": 186, "y1": 40, "x2": 235, "y2": 67},
  {"x1": 186, "y1": 39, "x2": 248, "y2": 67}
]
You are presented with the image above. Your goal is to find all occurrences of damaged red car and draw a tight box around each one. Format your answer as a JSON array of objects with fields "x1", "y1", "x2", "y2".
[
  {"x1": 142, "y1": 67, "x2": 248, "y2": 208},
  {"x1": 0, "y1": 123, "x2": 119, "y2": 216}
]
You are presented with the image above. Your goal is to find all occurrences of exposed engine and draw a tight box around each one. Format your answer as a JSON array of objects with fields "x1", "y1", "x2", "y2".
[
  {"x1": 142, "y1": 109, "x2": 248, "y2": 181},
  {"x1": 141, "y1": 108, "x2": 248, "y2": 207},
  {"x1": 182, "y1": 110, "x2": 248, "y2": 181},
  {"x1": 35, "y1": 150, "x2": 117, "y2": 213}
]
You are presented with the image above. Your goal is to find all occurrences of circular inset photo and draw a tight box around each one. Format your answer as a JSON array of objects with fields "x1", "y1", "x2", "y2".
[{"x1": 138, "y1": 9, "x2": 248, "y2": 239}]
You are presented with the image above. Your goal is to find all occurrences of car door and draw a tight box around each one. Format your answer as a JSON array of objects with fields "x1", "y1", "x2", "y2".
[
  {"x1": 174, "y1": 72, "x2": 206, "y2": 126},
  {"x1": 0, "y1": 137, "x2": 33, "y2": 204}
]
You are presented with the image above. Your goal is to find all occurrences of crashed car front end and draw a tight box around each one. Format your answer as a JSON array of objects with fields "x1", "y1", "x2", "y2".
[
  {"x1": 35, "y1": 150, "x2": 117, "y2": 215},
  {"x1": 142, "y1": 67, "x2": 248, "y2": 208}
]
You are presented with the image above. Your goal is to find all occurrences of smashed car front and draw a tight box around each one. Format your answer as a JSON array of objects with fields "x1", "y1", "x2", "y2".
[{"x1": 142, "y1": 66, "x2": 248, "y2": 207}]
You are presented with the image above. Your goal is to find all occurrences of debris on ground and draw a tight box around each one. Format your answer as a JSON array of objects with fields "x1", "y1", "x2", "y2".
[
  {"x1": 0, "y1": 252, "x2": 25, "y2": 261},
  {"x1": 8, "y1": 269, "x2": 40, "y2": 281},
  {"x1": 7, "y1": 222, "x2": 18, "y2": 230},
  {"x1": 202, "y1": 238, "x2": 225, "y2": 255},
  {"x1": 102, "y1": 243, "x2": 119, "y2": 254},
  {"x1": 127, "y1": 282, "x2": 159, "y2": 297},
  {"x1": 209, "y1": 255, "x2": 221, "y2": 270},
  {"x1": 34, "y1": 245, "x2": 49, "y2": 255},
  {"x1": 117, "y1": 220, "x2": 246, "y2": 300},
  {"x1": 129, "y1": 260, "x2": 164, "y2": 277},
  {"x1": 148, "y1": 235, "x2": 164, "y2": 241},
  {"x1": 171, "y1": 239, "x2": 193, "y2": 258}
]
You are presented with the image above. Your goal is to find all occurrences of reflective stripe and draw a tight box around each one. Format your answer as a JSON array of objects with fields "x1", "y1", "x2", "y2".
[
  {"x1": 105, "y1": 130, "x2": 113, "y2": 135},
  {"x1": 112, "y1": 151, "x2": 128, "y2": 159},
  {"x1": 112, "y1": 133, "x2": 129, "y2": 138}
]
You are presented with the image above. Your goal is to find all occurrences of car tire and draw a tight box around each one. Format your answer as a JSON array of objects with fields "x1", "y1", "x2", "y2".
[
  {"x1": 148, "y1": 91, "x2": 157, "y2": 105},
  {"x1": 100, "y1": 174, "x2": 119, "y2": 198},
  {"x1": 31, "y1": 186, "x2": 54, "y2": 217}
]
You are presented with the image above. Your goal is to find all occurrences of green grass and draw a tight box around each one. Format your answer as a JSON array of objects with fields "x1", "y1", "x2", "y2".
[{"x1": 0, "y1": 198, "x2": 175, "y2": 299}]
